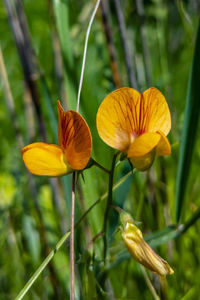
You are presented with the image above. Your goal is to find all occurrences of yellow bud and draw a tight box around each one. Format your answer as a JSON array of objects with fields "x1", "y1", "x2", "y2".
[{"x1": 122, "y1": 221, "x2": 174, "y2": 276}]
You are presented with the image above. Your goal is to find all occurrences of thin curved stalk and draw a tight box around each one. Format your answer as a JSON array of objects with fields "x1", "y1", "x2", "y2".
[
  {"x1": 103, "y1": 152, "x2": 119, "y2": 261},
  {"x1": 76, "y1": 0, "x2": 101, "y2": 112},
  {"x1": 15, "y1": 169, "x2": 136, "y2": 299},
  {"x1": 70, "y1": 172, "x2": 76, "y2": 300}
]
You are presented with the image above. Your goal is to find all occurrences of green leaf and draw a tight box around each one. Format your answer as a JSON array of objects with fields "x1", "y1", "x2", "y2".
[
  {"x1": 53, "y1": 0, "x2": 73, "y2": 68},
  {"x1": 175, "y1": 20, "x2": 200, "y2": 222}
]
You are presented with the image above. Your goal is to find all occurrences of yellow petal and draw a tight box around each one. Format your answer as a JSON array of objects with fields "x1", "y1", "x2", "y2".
[
  {"x1": 129, "y1": 151, "x2": 156, "y2": 171},
  {"x1": 57, "y1": 101, "x2": 92, "y2": 170},
  {"x1": 156, "y1": 130, "x2": 171, "y2": 156},
  {"x1": 142, "y1": 87, "x2": 171, "y2": 136},
  {"x1": 122, "y1": 221, "x2": 174, "y2": 276},
  {"x1": 128, "y1": 132, "x2": 160, "y2": 157},
  {"x1": 127, "y1": 132, "x2": 160, "y2": 171},
  {"x1": 96, "y1": 87, "x2": 171, "y2": 152},
  {"x1": 96, "y1": 88, "x2": 141, "y2": 152},
  {"x1": 21, "y1": 143, "x2": 71, "y2": 176}
]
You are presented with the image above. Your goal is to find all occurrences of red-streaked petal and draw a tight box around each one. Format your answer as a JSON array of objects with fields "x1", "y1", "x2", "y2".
[
  {"x1": 57, "y1": 100, "x2": 65, "y2": 146},
  {"x1": 142, "y1": 87, "x2": 171, "y2": 135},
  {"x1": 156, "y1": 130, "x2": 171, "y2": 156},
  {"x1": 96, "y1": 88, "x2": 141, "y2": 152},
  {"x1": 21, "y1": 143, "x2": 71, "y2": 176},
  {"x1": 57, "y1": 101, "x2": 92, "y2": 170}
]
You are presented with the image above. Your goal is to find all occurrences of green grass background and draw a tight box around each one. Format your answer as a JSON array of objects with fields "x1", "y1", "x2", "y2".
[{"x1": 0, "y1": 0, "x2": 200, "y2": 299}]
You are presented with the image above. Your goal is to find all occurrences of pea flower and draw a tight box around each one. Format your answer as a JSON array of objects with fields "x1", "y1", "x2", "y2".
[
  {"x1": 96, "y1": 87, "x2": 171, "y2": 171},
  {"x1": 120, "y1": 212, "x2": 174, "y2": 277},
  {"x1": 21, "y1": 101, "x2": 92, "y2": 176}
]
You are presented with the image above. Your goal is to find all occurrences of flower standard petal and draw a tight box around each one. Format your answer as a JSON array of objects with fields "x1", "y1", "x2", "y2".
[
  {"x1": 96, "y1": 88, "x2": 141, "y2": 152},
  {"x1": 142, "y1": 87, "x2": 171, "y2": 135},
  {"x1": 57, "y1": 101, "x2": 92, "y2": 170},
  {"x1": 127, "y1": 132, "x2": 161, "y2": 171},
  {"x1": 57, "y1": 100, "x2": 66, "y2": 146},
  {"x1": 65, "y1": 111, "x2": 92, "y2": 170},
  {"x1": 21, "y1": 143, "x2": 72, "y2": 176}
]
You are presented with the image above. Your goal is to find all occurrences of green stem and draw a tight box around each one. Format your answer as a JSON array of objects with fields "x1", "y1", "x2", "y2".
[
  {"x1": 103, "y1": 152, "x2": 119, "y2": 262},
  {"x1": 70, "y1": 172, "x2": 76, "y2": 300},
  {"x1": 92, "y1": 158, "x2": 110, "y2": 174},
  {"x1": 140, "y1": 266, "x2": 160, "y2": 300},
  {"x1": 178, "y1": 206, "x2": 200, "y2": 236},
  {"x1": 15, "y1": 169, "x2": 135, "y2": 300},
  {"x1": 15, "y1": 231, "x2": 70, "y2": 300}
]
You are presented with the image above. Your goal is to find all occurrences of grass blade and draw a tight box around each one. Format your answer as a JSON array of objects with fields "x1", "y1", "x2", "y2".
[{"x1": 175, "y1": 20, "x2": 200, "y2": 222}]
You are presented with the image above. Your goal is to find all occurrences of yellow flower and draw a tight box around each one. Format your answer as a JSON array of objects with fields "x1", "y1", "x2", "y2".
[
  {"x1": 96, "y1": 87, "x2": 171, "y2": 171},
  {"x1": 21, "y1": 101, "x2": 92, "y2": 176},
  {"x1": 120, "y1": 212, "x2": 174, "y2": 276}
]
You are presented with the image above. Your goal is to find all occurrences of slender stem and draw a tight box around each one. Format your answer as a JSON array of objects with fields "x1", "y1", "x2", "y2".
[
  {"x1": 140, "y1": 266, "x2": 160, "y2": 300},
  {"x1": 15, "y1": 231, "x2": 71, "y2": 300},
  {"x1": 92, "y1": 159, "x2": 110, "y2": 174},
  {"x1": 15, "y1": 170, "x2": 135, "y2": 300},
  {"x1": 17, "y1": 193, "x2": 200, "y2": 300},
  {"x1": 70, "y1": 172, "x2": 76, "y2": 300},
  {"x1": 103, "y1": 152, "x2": 119, "y2": 261},
  {"x1": 178, "y1": 206, "x2": 200, "y2": 236},
  {"x1": 76, "y1": 0, "x2": 101, "y2": 112}
]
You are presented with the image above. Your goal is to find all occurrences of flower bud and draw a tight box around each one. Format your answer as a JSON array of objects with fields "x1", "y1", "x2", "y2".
[{"x1": 121, "y1": 213, "x2": 174, "y2": 276}]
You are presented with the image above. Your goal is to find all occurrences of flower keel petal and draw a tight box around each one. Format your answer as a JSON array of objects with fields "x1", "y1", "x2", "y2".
[
  {"x1": 129, "y1": 150, "x2": 156, "y2": 171},
  {"x1": 128, "y1": 132, "x2": 160, "y2": 171},
  {"x1": 21, "y1": 143, "x2": 71, "y2": 176},
  {"x1": 128, "y1": 132, "x2": 160, "y2": 157}
]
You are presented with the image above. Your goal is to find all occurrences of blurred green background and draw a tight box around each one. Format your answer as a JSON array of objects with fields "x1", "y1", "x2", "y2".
[{"x1": 0, "y1": 0, "x2": 200, "y2": 299}]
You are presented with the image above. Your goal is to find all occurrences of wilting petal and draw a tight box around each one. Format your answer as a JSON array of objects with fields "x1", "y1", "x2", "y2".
[
  {"x1": 156, "y1": 130, "x2": 171, "y2": 156},
  {"x1": 128, "y1": 132, "x2": 160, "y2": 171},
  {"x1": 57, "y1": 101, "x2": 92, "y2": 170},
  {"x1": 96, "y1": 88, "x2": 141, "y2": 152},
  {"x1": 121, "y1": 219, "x2": 174, "y2": 276},
  {"x1": 142, "y1": 88, "x2": 171, "y2": 136},
  {"x1": 21, "y1": 143, "x2": 71, "y2": 176}
]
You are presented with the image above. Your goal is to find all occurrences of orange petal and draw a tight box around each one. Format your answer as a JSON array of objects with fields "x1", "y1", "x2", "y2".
[
  {"x1": 156, "y1": 130, "x2": 171, "y2": 156},
  {"x1": 57, "y1": 101, "x2": 92, "y2": 170},
  {"x1": 127, "y1": 133, "x2": 160, "y2": 171},
  {"x1": 96, "y1": 88, "x2": 141, "y2": 152},
  {"x1": 142, "y1": 88, "x2": 171, "y2": 136},
  {"x1": 21, "y1": 143, "x2": 71, "y2": 176},
  {"x1": 57, "y1": 100, "x2": 66, "y2": 146}
]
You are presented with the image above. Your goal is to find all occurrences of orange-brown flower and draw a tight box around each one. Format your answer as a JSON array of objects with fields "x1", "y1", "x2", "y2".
[
  {"x1": 21, "y1": 101, "x2": 92, "y2": 176},
  {"x1": 96, "y1": 87, "x2": 171, "y2": 171}
]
